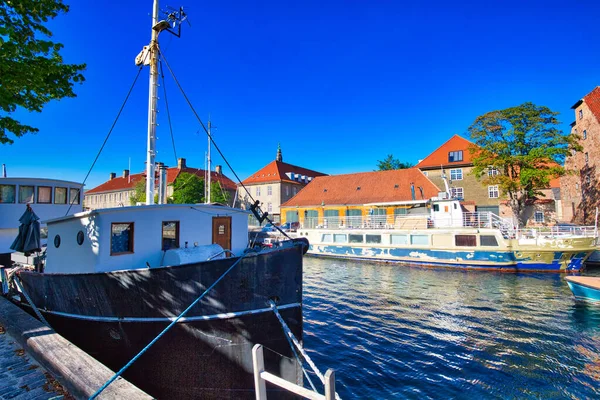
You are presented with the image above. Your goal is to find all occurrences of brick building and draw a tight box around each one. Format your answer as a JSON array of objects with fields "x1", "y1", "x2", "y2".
[
  {"x1": 238, "y1": 145, "x2": 326, "y2": 223},
  {"x1": 84, "y1": 158, "x2": 237, "y2": 210},
  {"x1": 561, "y1": 86, "x2": 600, "y2": 224},
  {"x1": 415, "y1": 135, "x2": 502, "y2": 214}
]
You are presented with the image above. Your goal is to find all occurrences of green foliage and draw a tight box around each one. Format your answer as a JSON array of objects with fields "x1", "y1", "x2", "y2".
[
  {"x1": 129, "y1": 179, "x2": 147, "y2": 205},
  {"x1": 376, "y1": 154, "x2": 413, "y2": 171},
  {"x1": 467, "y1": 102, "x2": 582, "y2": 225},
  {"x1": 0, "y1": 0, "x2": 86, "y2": 144},
  {"x1": 171, "y1": 173, "x2": 204, "y2": 204},
  {"x1": 170, "y1": 172, "x2": 231, "y2": 204}
]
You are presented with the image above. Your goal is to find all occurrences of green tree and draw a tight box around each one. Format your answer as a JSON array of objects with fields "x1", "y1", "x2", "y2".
[
  {"x1": 376, "y1": 154, "x2": 413, "y2": 171},
  {"x1": 0, "y1": 0, "x2": 86, "y2": 144},
  {"x1": 467, "y1": 102, "x2": 581, "y2": 226},
  {"x1": 209, "y1": 181, "x2": 231, "y2": 205},
  {"x1": 129, "y1": 180, "x2": 146, "y2": 205},
  {"x1": 171, "y1": 172, "x2": 204, "y2": 204}
]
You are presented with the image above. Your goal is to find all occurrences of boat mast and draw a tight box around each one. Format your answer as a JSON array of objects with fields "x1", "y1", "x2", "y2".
[
  {"x1": 145, "y1": 0, "x2": 160, "y2": 205},
  {"x1": 207, "y1": 119, "x2": 212, "y2": 204}
]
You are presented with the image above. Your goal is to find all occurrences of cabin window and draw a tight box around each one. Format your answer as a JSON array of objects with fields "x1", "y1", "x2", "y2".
[
  {"x1": 162, "y1": 221, "x2": 180, "y2": 250},
  {"x1": 410, "y1": 235, "x2": 429, "y2": 245},
  {"x1": 480, "y1": 235, "x2": 498, "y2": 246},
  {"x1": 349, "y1": 234, "x2": 364, "y2": 243},
  {"x1": 76, "y1": 230, "x2": 85, "y2": 245},
  {"x1": 19, "y1": 186, "x2": 34, "y2": 203},
  {"x1": 37, "y1": 186, "x2": 52, "y2": 204},
  {"x1": 321, "y1": 234, "x2": 333, "y2": 243},
  {"x1": 334, "y1": 234, "x2": 347, "y2": 243},
  {"x1": 391, "y1": 234, "x2": 408, "y2": 245},
  {"x1": 111, "y1": 223, "x2": 134, "y2": 255},
  {"x1": 450, "y1": 168, "x2": 463, "y2": 180},
  {"x1": 0, "y1": 185, "x2": 16, "y2": 203},
  {"x1": 54, "y1": 187, "x2": 67, "y2": 204},
  {"x1": 455, "y1": 235, "x2": 477, "y2": 246},
  {"x1": 366, "y1": 235, "x2": 381, "y2": 244},
  {"x1": 69, "y1": 188, "x2": 80, "y2": 205}
]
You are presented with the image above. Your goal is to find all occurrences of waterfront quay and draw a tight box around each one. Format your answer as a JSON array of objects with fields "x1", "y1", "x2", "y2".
[
  {"x1": 0, "y1": 323, "x2": 69, "y2": 399},
  {"x1": 0, "y1": 296, "x2": 151, "y2": 400}
]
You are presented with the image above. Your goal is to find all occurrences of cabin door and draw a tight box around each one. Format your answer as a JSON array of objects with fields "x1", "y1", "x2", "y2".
[{"x1": 212, "y1": 216, "x2": 232, "y2": 254}]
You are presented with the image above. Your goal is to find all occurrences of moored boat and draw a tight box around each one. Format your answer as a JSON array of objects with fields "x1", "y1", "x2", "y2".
[
  {"x1": 297, "y1": 195, "x2": 597, "y2": 272},
  {"x1": 1, "y1": 1, "x2": 308, "y2": 398},
  {"x1": 565, "y1": 276, "x2": 600, "y2": 302}
]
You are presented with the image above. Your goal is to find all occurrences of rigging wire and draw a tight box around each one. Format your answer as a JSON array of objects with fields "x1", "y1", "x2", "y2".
[
  {"x1": 159, "y1": 59, "x2": 178, "y2": 165},
  {"x1": 158, "y1": 48, "x2": 291, "y2": 239},
  {"x1": 65, "y1": 62, "x2": 146, "y2": 216}
]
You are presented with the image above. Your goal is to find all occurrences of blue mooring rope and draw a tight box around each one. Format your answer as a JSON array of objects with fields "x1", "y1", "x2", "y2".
[{"x1": 89, "y1": 251, "x2": 251, "y2": 399}]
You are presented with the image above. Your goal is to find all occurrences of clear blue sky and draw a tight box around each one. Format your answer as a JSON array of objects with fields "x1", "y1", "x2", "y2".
[{"x1": 3, "y1": 0, "x2": 599, "y2": 190}]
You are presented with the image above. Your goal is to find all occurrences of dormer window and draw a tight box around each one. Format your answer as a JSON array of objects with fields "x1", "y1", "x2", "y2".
[
  {"x1": 448, "y1": 151, "x2": 463, "y2": 162},
  {"x1": 356, "y1": 186, "x2": 361, "y2": 190}
]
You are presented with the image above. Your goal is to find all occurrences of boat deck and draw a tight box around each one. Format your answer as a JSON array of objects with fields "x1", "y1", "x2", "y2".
[{"x1": 565, "y1": 276, "x2": 600, "y2": 290}]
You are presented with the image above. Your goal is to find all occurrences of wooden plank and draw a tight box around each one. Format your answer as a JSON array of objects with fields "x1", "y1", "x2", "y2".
[
  {"x1": 324, "y1": 369, "x2": 336, "y2": 400},
  {"x1": 0, "y1": 296, "x2": 151, "y2": 400},
  {"x1": 261, "y1": 371, "x2": 325, "y2": 400},
  {"x1": 566, "y1": 276, "x2": 600, "y2": 290},
  {"x1": 252, "y1": 344, "x2": 267, "y2": 400}
]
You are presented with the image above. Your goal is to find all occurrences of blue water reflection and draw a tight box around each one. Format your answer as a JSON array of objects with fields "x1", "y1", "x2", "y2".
[{"x1": 303, "y1": 259, "x2": 600, "y2": 399}]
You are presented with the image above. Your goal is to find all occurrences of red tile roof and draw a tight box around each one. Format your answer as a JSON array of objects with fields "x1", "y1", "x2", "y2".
[
  {"x1": 415, "y1": 135, "x2": 479, "y2": 169},
  {"x1": 241, "y1": 160, "x2": 327, "y2": 185},
  {"x1": 583, "y1": 86, "x2": 600, "y2": 123},
  {"x1": 86, "y1": 167, "x2": 237, "y2": 194},
  {"x1": 281, "y1": 168, "x2": 440, "y2": 207}
]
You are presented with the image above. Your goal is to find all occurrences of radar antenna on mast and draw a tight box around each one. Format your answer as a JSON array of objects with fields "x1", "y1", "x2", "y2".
[{"x1": 161, "y1": 6, "x2": 190, "y2": 37}]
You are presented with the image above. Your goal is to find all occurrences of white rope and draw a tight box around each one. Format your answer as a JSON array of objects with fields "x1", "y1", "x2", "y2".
[{"x1": 268, "y1": 300, "x2": 342, "y2": 400}]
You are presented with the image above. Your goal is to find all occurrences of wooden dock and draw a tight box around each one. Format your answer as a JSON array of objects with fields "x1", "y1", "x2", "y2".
[{"x1": 0, "y1": 296, "x2": 152, "y2": 400}]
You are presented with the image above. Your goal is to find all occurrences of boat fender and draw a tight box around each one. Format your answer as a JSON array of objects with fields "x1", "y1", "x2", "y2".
[{"x1": 293, "y1": 237, "x2": 310, "y2": 254}]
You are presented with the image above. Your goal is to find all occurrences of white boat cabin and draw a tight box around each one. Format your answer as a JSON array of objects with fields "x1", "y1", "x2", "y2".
[
  {"x1": 43, "y1": 204, "x2": 249, "y2": 274},
  {"x1": 0, "y1": 177, "x2": 83, "y2": 265}
]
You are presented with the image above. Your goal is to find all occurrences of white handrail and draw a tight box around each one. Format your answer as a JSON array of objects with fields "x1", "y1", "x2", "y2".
[{"x1": 253, "y1": 344, "x2": 335, "y2": 400}]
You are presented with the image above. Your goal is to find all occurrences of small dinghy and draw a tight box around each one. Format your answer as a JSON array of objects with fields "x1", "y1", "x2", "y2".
[{"x1": 565, "y1": 276, "x2": 600, "y2": 303}]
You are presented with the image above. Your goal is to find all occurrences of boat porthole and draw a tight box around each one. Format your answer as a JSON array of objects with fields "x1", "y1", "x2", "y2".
[
  {"x1": 76, "y1": 230, "x2": 84, "y2": 245},
  {"x1": 54, "y1": 235, "x2": 61, "y2": 248}
]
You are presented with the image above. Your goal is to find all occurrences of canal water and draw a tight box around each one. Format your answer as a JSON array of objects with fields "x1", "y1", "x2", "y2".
[{"x1": 302, "y1": 258, "x2": 600, "y2": 399}]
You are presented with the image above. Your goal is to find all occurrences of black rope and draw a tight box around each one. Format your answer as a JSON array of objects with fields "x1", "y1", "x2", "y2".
[
  {"x1": 158, "y1": 48, "x2": 291, "y2": 239},
  {"x1": 65, "y1": 64, "x2": 145, "y2": 216},
  {"x1": 159, "y1": 59, "x2": 178, "y2": 165}
]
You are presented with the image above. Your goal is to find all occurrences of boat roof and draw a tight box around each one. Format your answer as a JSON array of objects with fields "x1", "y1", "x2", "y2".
[
  {"x1": 44, "y1": 203, "x2": 250, "y2": 224},
  {"x1": 0, "y1": 177, "x2": 83, "y2": 187}
]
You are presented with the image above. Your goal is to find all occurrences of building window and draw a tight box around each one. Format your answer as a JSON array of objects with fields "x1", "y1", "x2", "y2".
[
  {"x1": 0, "y1": 185, "x2": 16, "y2": 203},
  {"x1": 19, "y1": 186, "x2": 34, "y2": 203},
  {"x1": 423, "y1": 171, "x2": 428, "y2": 176},
  {"x1": 585, "y1": 152, "x2": 589, "y2": 164},
  {"x1": 583, "y1": 130, "x2": 587, "y2": 140},
  {"x1": 534, "y1": 211, "x2": 544, "y2": 223},
  {"x1": 579, "y1": 109, "x2": 583, "y2": 119},
  {"x1": 37, "y1": 186, "x2": 52, "y2": 204},
  {"x1": 267, "y1": 185, "x2": 272, "y2": 196},
  {"x1": 488, "y1": 185, "x2": 499, "y2": 198},
  {"x1": 448, "y1": 150, "x2": 463, "y2": 162},
  {"x1": 450, "y1": 168, "x2": 463, "y2": 180},
  {"x1": 488, "y1": 167, "x2": 499, "y2": 177},
  {"x1": 293, "y1": 187, "x2": 298, "y2": 195},
  {"x1": 162, "y1": 221, "x2": 179, "y2": 250},
  {"x1": 111, "y1": 223, "x2": 134, "y2": 255},
  {"x1": 267, "y1": 202, "x2": 272, "y2": 212},
  {"x1": 285, "y1": 186, "x2": 289, "y2": 196},
  {"x1": 451, "y1": 187, "x2": 464, "y2": 199},
  {"x1": 55, "y1": 187, "x2": 67, "y2": 204},
  {"x1": 70, "y1": 188, "x2": 80, "y2": 205},
  {"x1": 256, "y1": 187, "x2": 261, "y2": 196}
]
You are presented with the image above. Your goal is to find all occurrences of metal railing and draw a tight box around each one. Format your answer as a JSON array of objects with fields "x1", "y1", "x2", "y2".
[{"x1": 253, "y1": 344, "x2": 336, "y2": 400}]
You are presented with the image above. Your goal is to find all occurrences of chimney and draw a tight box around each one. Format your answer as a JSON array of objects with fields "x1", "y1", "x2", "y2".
[
  {"x1": 215, "y1": 165, "x2": 222, "y2": 175},
  {"x1": 123, "y1": 169, "x2": 129, "y2": 179},
  {"x1": 109, "y1": 172, "x2": 116, "y2": 180},
  {"x1": 177, "y1": 158, "x2": 186, "y2": 169}
]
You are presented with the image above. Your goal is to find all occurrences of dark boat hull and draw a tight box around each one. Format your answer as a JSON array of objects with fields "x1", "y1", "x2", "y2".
[{"x1": 18, "y1": 245, "x2": 304, "y2": 399}]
